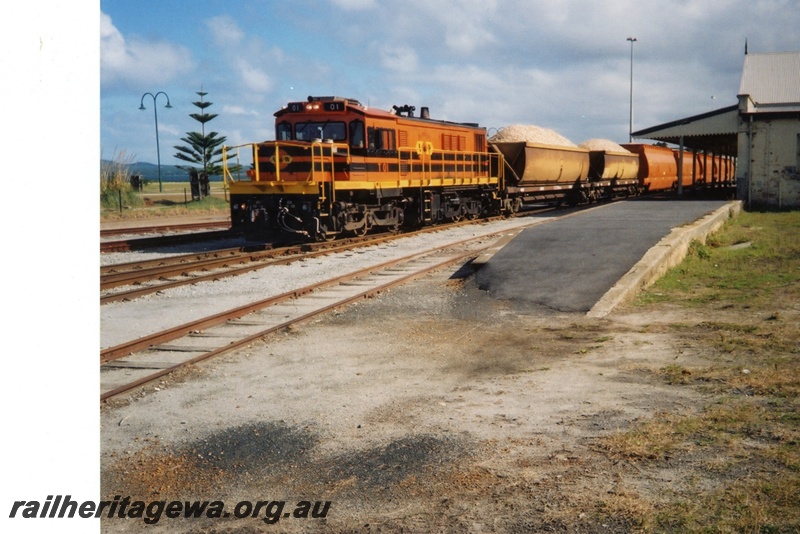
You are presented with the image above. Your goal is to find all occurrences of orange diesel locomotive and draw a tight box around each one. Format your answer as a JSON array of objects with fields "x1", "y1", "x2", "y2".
[{"x1": 223, "y1": 96, "x2": 505, "y2": 240}]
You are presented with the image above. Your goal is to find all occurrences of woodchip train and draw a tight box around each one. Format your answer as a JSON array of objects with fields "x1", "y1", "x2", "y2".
[{"x1": 222, "y1": 96, "x2": 734, "y2": 240}]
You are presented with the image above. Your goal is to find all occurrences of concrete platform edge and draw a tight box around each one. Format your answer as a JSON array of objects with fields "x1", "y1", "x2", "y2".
[{"x1": 586, "y1": 200, "x2": 743, "y2": 318}]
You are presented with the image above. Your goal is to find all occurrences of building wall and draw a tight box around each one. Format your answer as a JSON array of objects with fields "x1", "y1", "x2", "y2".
[{"x1": 738, "y1": 116, "x2": 800, "y2": 209}]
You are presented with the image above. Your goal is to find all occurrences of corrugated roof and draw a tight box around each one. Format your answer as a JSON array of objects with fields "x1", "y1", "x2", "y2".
[
  {"x1": 738, "y1": 51, "x2": 800, "y2": 106},
  {"x1": 631, "y1": 105, "x2": 738, "y2": 151}
]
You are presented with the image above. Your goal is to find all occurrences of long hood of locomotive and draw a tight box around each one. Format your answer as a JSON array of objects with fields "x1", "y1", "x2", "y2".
[{"x1": 228, "y1": 141, "x2": 500, "y2": 193}]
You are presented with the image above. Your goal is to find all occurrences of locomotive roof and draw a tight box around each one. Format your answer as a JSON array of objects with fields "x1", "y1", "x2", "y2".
[{"x1": 275, "y1": 96, "x2": 483, "y2": 130}]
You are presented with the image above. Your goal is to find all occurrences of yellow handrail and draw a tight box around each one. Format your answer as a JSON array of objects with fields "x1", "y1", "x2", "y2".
[
  {"x1": 222, "y1": 145, "x2": 238, "y2": 185},
  {"x1": 222, "y1": 140, "x2": 502, "y2": 188},
  {"x1": 310, "y1": 141, "x2": 351, "y2": 205},
  {"x1": 396, "y1": 146, "x2": 499, "y2": 184}
]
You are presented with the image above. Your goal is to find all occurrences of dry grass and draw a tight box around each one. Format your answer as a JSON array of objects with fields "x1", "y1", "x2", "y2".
[
  {"x1": 101, "y1": 150, "x2": 143, "y2": 210},
  {"x1": 100, "y1": 180, "x2": 230, "y2": 220},
  {"x1": 600, "y1": 210, "x2": 800, "y2": 532}
]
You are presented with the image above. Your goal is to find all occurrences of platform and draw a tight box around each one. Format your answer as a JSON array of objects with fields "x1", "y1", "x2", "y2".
[{"x1": 474, "y1": 198, "x2": 738, "y2": 314}]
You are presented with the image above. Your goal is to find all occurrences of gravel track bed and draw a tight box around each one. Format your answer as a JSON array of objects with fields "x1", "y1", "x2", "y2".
[
  {"x1": 100, "y1": 236, "x2": 257, "y2": 266},
  {"x1": 101, "y1": 218, "x2": 548, "y2": 349}
]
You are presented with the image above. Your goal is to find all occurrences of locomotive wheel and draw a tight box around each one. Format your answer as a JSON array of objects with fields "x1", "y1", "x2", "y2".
[{"x1": 353, "y1": 223, "x2": 368, "y2": 237}]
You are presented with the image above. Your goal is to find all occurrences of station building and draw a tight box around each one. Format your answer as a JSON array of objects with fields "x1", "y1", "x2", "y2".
[{"x1": 633, "y1": 50, "x2": 800, "y2": 209}]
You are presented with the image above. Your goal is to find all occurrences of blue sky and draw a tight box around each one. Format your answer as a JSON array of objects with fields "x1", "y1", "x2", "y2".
[{"x1": 101, "y1": 0, "x2": 800, "y2": 167}]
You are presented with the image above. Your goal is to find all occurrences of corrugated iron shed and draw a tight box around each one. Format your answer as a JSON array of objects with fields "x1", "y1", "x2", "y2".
[{"x1": 738, "y1": 51, "x2": 800, "y2": 112}]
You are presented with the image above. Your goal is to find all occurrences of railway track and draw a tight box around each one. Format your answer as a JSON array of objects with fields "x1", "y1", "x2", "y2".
[
  {"x1": 100, "y1": 228, "x2": 235, "y2": 253},
  {"x1": 100, "y1": 233, "x2": 425, "y2": 304},
  {"x1": 100, "y1": 232, "x2": 517, "y2": 401},
  {"x1": 100, "y1": 207, "x2": 560, "y2": 304},
  {"x1": 100, "y1": 204, "x2": 605, "y2": 401},
  {"x1": 100, "y1": 220, "x2": 231, "y2": 238}
]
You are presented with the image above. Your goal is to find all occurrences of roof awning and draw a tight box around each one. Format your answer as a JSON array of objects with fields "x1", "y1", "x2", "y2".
[{"x1": 631, "y1": 104, "x2": 739, "y2": 153}]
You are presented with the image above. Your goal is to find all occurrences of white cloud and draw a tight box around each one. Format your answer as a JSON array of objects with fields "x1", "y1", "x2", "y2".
[
  {"x1": 366, "y1": 0, "x2": 498, "y2": 56},
  {"x1": 100, "y1": 12, "x2": 194, "y2": 89},
  {"x1": 439, "y1": 0, "x2": 498, "y2": 54},
  {"x1": 235, "y1": 59, "x2": 273, "y2": 93},
  {"x1": 223, "y1": 105, "x2": 260, "y2": 117},
  {"x1": 379, "y1": 45, "x2": 419, "y2": 73}
]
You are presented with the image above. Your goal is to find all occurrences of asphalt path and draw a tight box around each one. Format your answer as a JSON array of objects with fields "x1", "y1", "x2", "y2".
[{"x1": 475, "y1": 198, "x2": 730, "y2": 312}]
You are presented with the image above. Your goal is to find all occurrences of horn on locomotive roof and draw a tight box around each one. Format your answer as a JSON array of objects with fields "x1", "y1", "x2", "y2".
[{"x1": 392, "y1": 104, "x2": 416, "y2": 117}]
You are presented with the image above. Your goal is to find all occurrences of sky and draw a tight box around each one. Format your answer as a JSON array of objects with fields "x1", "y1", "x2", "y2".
[{"x1": 101, "y1": 0, "x2": 800, "y2": 167}]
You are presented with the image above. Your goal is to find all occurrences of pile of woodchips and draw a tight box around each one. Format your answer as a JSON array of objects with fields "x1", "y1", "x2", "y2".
[
  {"x1": 578, "y1": 138, "x2": 631, "y2": 153},
  {"x1": 490, "y1": 124, "x2": 577, "y2": 147}
]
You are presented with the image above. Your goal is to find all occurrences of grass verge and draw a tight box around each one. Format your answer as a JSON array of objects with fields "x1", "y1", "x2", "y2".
[
  {"x1": 100, "y1": 182, "x2": 230, "y2": 220},
  {"x1": 600, "y1": 210, "x2": 799, "y2": 532}
]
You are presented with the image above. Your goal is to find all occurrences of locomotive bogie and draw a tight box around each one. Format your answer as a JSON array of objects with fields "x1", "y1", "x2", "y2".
[{"x1": 230, "y1": 183, "x2": 495, "y2": 240}]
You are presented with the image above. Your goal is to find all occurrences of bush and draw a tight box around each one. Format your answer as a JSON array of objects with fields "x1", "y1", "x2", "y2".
[{"x1": 101, "y1": 151, "x2": 143, "y2": 210}]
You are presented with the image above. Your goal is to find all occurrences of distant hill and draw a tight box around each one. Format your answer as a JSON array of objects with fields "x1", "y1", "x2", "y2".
[{"x1": 101, "y1": 160, "x2": 222, "y2": 182}]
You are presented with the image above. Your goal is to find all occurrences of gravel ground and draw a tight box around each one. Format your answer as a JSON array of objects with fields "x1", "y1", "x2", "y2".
[
  {"x1": 101, "y1": 266, "x2": 709, "y2": 533},
  {"x1": 99, "y1": 211, "x2": 720, "y2": 532}
]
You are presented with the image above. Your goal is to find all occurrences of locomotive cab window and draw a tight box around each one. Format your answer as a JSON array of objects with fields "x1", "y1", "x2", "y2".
[
  {"x1": 367, "y1": 127, "x2": 396, "y2": 155},
  {"x1": 295, "y1": 121, "x2": 346, "y2": 141},
  {"x1": 276, "y1": 121, "x2": 293, "y2": 140},
  {"x1": 349, "y1": 120, "x2": 365, "y2": 149}
]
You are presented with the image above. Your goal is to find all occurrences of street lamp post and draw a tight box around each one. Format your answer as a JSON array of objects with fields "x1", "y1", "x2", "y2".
[
  {"x1": 627, "y1": 37, "x2": 637, "y2": 142},
  {"x1": 139, "y1": 91, "x2": 172, "y2": 192}
]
